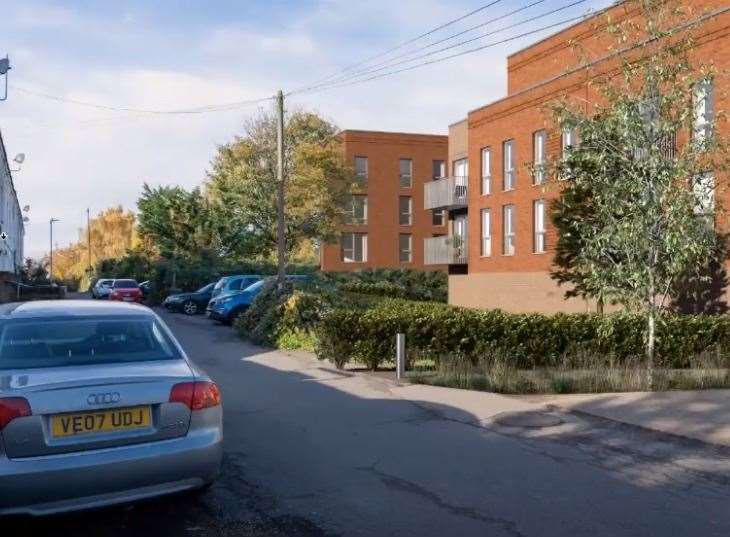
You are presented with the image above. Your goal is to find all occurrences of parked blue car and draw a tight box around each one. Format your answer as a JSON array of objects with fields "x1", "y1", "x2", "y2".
[
  {"x1": 207, "y1": 276, "x2": 309, "y2": 324},
  {"x1": 210, "y1": 275, "x2": 263, "y2": 300}
]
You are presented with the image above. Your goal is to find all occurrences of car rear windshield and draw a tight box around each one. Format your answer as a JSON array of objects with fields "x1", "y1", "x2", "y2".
[
  {"x1": 0, "y1": 317, "x2": 181, "y2": 369},
  {"x1": 114, "y1": 280, "x2": 138, "y2": 289}
]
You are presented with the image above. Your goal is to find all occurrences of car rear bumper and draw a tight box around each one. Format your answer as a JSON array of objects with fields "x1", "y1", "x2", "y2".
[
  {"x1": 0, "y1": 418, "x2": 222, "y2": 516},
  {"x1": 206, "y1": 308, "x2": 230, "y2": 322}
]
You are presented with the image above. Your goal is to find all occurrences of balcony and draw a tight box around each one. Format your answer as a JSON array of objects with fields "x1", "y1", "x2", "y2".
[
  {"x1": 424, "y1": 176, "x2": 468, "y2": 210},
  {"x1": 424, "y1": 235, "x2": 468, "y2": 265}
]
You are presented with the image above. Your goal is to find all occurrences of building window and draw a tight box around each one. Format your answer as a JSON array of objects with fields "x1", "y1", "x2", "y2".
[
  {"x1": 533, "y1": 130, "x2": 546, "y2": 185},
  {"x1": 694, "y1": 172, "x2": 715, "y2": 226},
  {"x1": 480, "y1": 209, "x2": 491, "y2": 257},
  {"x1": 355, "y1": 156, "x2": 368, "y2": 183},
  {"x1": 432, "y1": 209, "x2": 446, "y2": 226},
  {"x1": 345, "y1": 194, "x2": 368, "y2": 225},
  {"x1": 399, "y1": 234, "x2": 413, "y2": 263},
  {"x1": 453, "y1": 157, "x2": 468, "y2": 179},
  {"x1": 342, "y1": 232, "x2": 367, "y2": 263},
  {"x1": 503, "y1": 140, "x2": 515, "y2": 191},
  {"x1": 694, "y1": 79, "x2": 714, "y2": 144},
  {"x1": 399, "y1": 196, "x2": 413, "y2": 225},
  {"x1": 432, "y1": 160, "x2": 445, "y2": 180},
  {"x1": 503, "y1": 204, "x2": 515, "y2": 256},
  {"x1": 481, "y1": 147, "x2": 491, "y2": 195},
  {"x1": 399, "y1": 159, "x2": 413, "y2": 188},
  {"x1": 533, "y1": 199, "x2": 546, "y2": 253}
]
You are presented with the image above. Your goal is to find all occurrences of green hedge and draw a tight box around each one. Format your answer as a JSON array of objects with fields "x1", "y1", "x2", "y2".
[{"x1": 315, "y1": 299, "x2": 730, "y2": 370}]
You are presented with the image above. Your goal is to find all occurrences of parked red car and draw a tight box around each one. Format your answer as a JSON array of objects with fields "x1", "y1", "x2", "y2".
[{"x1": 108, "y1": 279, "x2": 143, "y2": 302}]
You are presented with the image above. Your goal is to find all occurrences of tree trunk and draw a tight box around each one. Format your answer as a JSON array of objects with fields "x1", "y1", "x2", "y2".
[{"x1": 596, "y1": 297, "x2": 604, "y2": 315}]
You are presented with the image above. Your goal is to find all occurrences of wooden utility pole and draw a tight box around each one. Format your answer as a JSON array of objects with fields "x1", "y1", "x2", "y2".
[
  {"x1": 87, "y1": 208, "x2": 92, "y2": 273},
  {"x1": 276, "y1": 90, "x2": 286, "y2": 288}
]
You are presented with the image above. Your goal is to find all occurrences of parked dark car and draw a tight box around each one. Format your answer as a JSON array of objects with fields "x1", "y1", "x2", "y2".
[{"x1": 163, "y1": 283, "x2": 215, "y2": 315}]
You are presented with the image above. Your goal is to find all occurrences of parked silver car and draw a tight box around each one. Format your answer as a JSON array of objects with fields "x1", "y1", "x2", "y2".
[
  {"x1": 0, "y1": 300, "x2": 222, "y2": 516},
  {"x1": 91, "y1": 278, "x2": 115, "y2": 299}
]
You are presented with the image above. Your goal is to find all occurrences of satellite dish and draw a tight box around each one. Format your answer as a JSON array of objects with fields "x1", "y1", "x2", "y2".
[
  {"x1": 0, "y1": 58, "x2": 9, "y2": 76},
  {"x1": 22, "y1": 216, "x2": 29, "y2": 223},
  {"x1": 13, "y1": 153, "x2": 24, "y2": 165},
  {"x1": 22, "y1": 205, "x2": 29, "y2": 212}
]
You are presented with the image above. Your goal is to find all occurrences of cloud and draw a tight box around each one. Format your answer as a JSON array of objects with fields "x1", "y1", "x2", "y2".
[{"x1": 0, "y1": 0, "x2": 615, "y2": 258}]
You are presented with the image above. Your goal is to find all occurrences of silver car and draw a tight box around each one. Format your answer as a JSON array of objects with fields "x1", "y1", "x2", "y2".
[
  {"x1": 91, "y1": 278, "x2": 114, "y2": 299},
  {"x1": 0, "y1": 300, "x2": 222, "y2": 516}
]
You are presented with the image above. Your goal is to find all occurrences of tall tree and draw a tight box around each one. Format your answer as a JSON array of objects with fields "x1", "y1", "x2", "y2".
[
  {"x1": 550, "y1": 0, "x2": 729, "y2": 382},
  {"x1": 205, "y1": 109, "x2": 352, "y2": 268}
]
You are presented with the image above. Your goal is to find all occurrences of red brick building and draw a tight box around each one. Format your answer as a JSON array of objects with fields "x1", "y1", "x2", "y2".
[
  {"x1": 423, "y1": 1, "x2": 730, "y2": 313},
  {"x1": 320, "y1": 130, "x2": 448, "y2": 272}
]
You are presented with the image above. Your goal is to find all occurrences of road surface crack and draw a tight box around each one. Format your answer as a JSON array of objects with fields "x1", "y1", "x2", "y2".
[{"x1": 357, "y1": 464, "x2": 527, "y2": 537}]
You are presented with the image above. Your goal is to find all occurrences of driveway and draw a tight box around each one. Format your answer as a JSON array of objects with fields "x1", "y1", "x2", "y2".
[{"x1": 8, "y1": 303, "x2": 730, "y2": 536}]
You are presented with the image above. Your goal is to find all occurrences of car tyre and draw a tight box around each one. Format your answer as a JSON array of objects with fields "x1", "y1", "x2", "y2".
[{"x1": 183, "y1": 300, "x2": 198, "y2": 315}]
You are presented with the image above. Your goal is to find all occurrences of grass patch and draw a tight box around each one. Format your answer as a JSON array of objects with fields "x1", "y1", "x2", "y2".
[{"x1": 406, "y1": 350, "x2": 730, "y2": 394}]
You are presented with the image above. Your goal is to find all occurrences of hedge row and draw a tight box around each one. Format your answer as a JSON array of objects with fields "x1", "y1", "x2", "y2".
[{"x1": 315, "y1": 299, "x2": 730, "y2": 370}]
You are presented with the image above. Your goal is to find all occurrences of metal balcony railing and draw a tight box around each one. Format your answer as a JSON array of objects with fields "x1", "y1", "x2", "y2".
[
  {"x1": 424, "y1": 176, "x2": 468, "y2": 210},
  {"x1": 424, "y1": 235, "x2": 468, "y2": 265}
]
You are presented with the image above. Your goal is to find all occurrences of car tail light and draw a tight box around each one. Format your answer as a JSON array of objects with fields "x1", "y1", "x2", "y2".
[
  {"x1": 169, "y1": 381, "x2": 221, "y2": 410},
  {"x1": 0, "y1": 397, "x2": 31, "y2": 430}
]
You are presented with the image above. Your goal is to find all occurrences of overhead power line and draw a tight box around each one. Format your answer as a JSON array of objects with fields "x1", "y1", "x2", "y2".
[
  {"x1": 320, "y1": 0, "x2": 551, "y2": 87},
  {"x1": 293, "y1": 0, "x2": 591, "y2": 95},
  {"x1": 296, "y1": 0, "x2": 506, "y2": 91},
  {"x1": 291, "y1": 12, "x2": 594, "y2": 97},
  {"x1": 11, "y1": 85, "x2": 275, "y2": 115}
]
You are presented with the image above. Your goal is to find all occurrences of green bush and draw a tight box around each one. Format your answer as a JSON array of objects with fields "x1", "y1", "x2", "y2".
[
  {"x1": 321, "y1": 269, "x2": 447, "y2": 302},
  {"x1": 314, "y1": 299, "x2": 730, "y2": 370}
]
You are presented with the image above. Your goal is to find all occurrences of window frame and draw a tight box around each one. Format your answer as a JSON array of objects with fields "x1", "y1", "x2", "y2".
[
  {"x1": 533, "y1": 130, "x2": 547, "y2": 185},
  {"x1": 480, "y1": 208, "x2": 491, "y2": 258},
  {"x1": 533, "y1": 199, "x2": 547, "y2": 254},
  {"x1": 503, "y1": 140, "x2": 515, "y2": 191},
  {"x1": 502, "y1": 204, "x2": 515, "y2": 256},
  {"x1": 354, "y1": 156, "x2": 368, "y2": 183},
  {"x1": 399, "y1": 158, "x2": 413, "y2": 188},
  {"x1": 694, "y1": 79, "x2": 715, "y2": 144},
  {"x1": 341, "y1": 232, "x2": 368, "y2": 263},
  {"x1": 480, "y1": 147, "x2": 491, "y2": 196},
  {"x1": 432, "y1": 160, "x2": 446, "y2": 180},
  {"x1": 399, "y1": 233, "x2": 413, "y2": 263},
  {"x1": 399, "y1": 196, "x2": 413, "y2": 226},
  {"x1": 432, "y1": 209, "x2": 446, "y2": 226},
  {"x1": 345, "y1": 194, "x2": 368, "y2": 225}
]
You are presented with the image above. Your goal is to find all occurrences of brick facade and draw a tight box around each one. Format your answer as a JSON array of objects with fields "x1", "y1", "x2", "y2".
[
  {"x1": 448, "y1": 0, "x2": 730, "y2": 313},
  {"x1": 320, "y1": 130, "x2": 448, "y2": 272}
]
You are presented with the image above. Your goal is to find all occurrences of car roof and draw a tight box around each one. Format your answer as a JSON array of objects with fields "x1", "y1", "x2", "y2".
[{"x1": 0, "y1": 300, "x2": 153, "y2": 319}]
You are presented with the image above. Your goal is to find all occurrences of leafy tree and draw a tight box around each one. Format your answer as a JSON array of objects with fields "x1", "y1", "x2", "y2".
[
  {"x1": 205, "y1": 109, "x2": 352, "y2": 270},
  {"x1": 549, "y1": 0, "x2": 729, "y2": 381}
]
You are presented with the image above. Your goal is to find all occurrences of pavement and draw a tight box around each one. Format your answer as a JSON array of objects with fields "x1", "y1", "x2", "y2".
[
  {"x1": 9, "y1": 299, "x2": 730, "y2": 536},
  {"x1": 518, "y1": 390, "x2": 730, "y2": 447}
]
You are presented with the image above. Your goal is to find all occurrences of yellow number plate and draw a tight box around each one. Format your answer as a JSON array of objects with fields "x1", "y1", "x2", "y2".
[{"x1": 51, "y1": 406, "x2": 151, "y2": 438}]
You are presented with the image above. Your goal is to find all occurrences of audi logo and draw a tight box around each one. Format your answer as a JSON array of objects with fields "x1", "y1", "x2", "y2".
[{"x1": 87, "y1": 392, "x2": 121, "y2": 406}]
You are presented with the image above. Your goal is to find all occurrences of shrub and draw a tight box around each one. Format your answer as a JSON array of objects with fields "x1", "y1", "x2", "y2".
[{"x1": 314, "y1": 299, "x2": 730, "y2": 370}]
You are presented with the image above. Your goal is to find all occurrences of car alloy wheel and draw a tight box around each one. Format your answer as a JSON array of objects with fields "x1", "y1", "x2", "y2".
[{"x1": 183, "y1": 301, "x2": 198, "y2": 315}]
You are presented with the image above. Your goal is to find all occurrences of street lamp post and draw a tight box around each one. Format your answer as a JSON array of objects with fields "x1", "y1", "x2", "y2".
[{"x1": 49, "y1": 218, "x2": 59, "y2": 284}]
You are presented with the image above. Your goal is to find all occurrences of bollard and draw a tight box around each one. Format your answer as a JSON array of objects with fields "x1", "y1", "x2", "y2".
[{"x1": 396, "y1": 333, "x2": 406, "y2": 381}]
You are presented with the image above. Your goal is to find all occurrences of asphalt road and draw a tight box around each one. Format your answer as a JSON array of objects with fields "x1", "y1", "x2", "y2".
[{"x1": 8, "y1": 301, "x2": 730, "y2": 536}]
